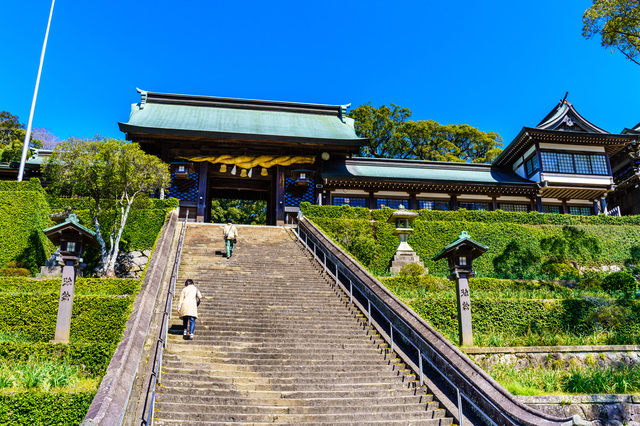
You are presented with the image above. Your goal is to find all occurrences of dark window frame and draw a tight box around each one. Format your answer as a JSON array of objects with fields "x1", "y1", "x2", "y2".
[
  {"x1": 539, "y1": 151, "x2": 610, "y2": 176},
  {"x1": 524, "y1": 153, "x2": 540, "y2": 178},
  {"x1": 419, "y1": 200, "x2": 450, "y2": 211},
  {"x1": 332, "y1": 197, "x2": 367, "y2": 207}
]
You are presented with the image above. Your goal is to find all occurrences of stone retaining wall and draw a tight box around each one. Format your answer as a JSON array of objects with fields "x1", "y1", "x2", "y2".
[
  {"x1": 517, "y1": 395, "x2": 640, "y2": 426},
  {"x1": 465, "y1": 345, "x2": 640, "y2": 371},
  {"x1": 465, "y1": 346, "x2": 640, "y2": 424}
]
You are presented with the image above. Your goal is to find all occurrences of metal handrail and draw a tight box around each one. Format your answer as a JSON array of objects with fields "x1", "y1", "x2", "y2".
[
  {"x1": 295, "y1": 215, "x2": 577, "y2": 426},
  {"x1": 140, "y1": 209, "x2": 189, "y2": 426}
]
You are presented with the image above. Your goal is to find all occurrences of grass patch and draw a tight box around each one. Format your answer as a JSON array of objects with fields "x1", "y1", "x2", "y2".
[
  {"x1": 0, "y1": 330, "x2": 31, "y2": 343},
  {"x1": 489, "y1": 363, "x2": 640, "y2": 395},
  {"x1": 0, "y1": 359, "x2": 85, "y2": 391}
]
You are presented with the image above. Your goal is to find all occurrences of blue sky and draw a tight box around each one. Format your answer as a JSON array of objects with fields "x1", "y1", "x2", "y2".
[{"x1": 1, "y1": 0, "x2": 638, "y2": 148}]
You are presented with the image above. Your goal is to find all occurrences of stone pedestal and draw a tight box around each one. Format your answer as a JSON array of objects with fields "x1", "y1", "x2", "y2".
[{"x1": 389, "y1": 229, "x2": 425, "y2": 275}]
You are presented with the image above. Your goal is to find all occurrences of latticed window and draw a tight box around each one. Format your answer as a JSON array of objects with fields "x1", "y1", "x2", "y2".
[
  {"x1": 543, "y1": 205, "x2": 561, "y2": 214},
  {"x1": 540, "y1": 152, "x2": 558, "y2": 172},
  {"x1": 569, "y1": 206, "x2": 592, "y2": 216},
  {"x1": 574, "y1": 155, "x2": 591, "y2": 174},
  {"x1": 332, "y1": 197, "x2": 367, "y2": 207},
  {"x1": 558, "y1": 153, "x2": 574, "y2": 173},
  {"x1": 499, "y1": 203, "x2": 529, "y2": 212},
  {"x1": 540, "y1": 152, "x2": 609, "y2": 175},
  {"x1": 525, "y1": 155, "x2": 539, "y2": 177},
  {"x1": 590, "y1": 155, "x2": 608, "y2": 175},
  {"x1": 377, "y1": 199, "x2": 409, "y2": 209},
  {"x1": 419, "y1": 200, "x2": 449, "y2": 211},
  {"x1": 459, "y1": 202, "x2": 490, "y2": 211},
  {"x1": 167, "y1": 171, "x2": 199, "y2": 201},
  {"x1": 285, "y1": 177, "x2": 315, "y2": 207}
]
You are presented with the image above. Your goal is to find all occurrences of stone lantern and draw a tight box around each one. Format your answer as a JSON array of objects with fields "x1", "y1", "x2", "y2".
[
  {"x1": 432, "y1": 231, "x2": 488, "y2": 346},
  {"x1": 43, "y1": 213, "x2": 99, "y2": 343},
  {"x1": 387, "y1": 205, "x2": 424, "y2": 274}
]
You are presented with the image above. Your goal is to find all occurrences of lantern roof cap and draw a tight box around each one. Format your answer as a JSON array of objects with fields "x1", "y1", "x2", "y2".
[
  {"x1": 387, "y1": 205, "x2": 418, "y2": 223},
  {"x1": 431, "y1": 231, "x2": 489, "y2": 261},
  {"x1": 43, "y1": 213, "x2": 100, "y2": 248}
]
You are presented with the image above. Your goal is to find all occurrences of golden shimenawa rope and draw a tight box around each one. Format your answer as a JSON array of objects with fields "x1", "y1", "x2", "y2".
[{"x1": 183, "y1": 155, "x2": 315, "y2": 169}]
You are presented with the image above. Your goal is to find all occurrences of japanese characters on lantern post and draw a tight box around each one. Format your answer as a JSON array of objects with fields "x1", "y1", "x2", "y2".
[
  {"x1": 432, "y1": 231, "x2": 488, "y2": 347},
  {"x1": 43, "y1": 212, "x2": 99, "y2": 344}
]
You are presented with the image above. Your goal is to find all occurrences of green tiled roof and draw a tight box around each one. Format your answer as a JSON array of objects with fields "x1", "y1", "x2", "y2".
[
  {"x1": 119, "y1": 90, "x2": 365, "y2": 144},
  {"x1": 322, "y1": 158, "x2": 534, "y2": 186}
]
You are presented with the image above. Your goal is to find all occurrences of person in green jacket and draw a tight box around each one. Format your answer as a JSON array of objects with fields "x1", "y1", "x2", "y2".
[{"x1": 223, "y1": 218, "x2": 238, "y2": 258}]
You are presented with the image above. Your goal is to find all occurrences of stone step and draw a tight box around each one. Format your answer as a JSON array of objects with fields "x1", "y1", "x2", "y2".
[
  {"x1": 161, "y1": 355, "x2": 401, "y2": 367},
  {"x1": 155, "y1": 385, "x2": 428, "y2": 399},
  {"x1": 155, "y1": 393, "x2": 432, "y2": 407},
  {"x1": 164, "y1": 340, "x2": 386, "y2": 352},
  {"x1": 164, "y1": 332, "x2": 380, "y2": 347},
  {"x1": 150, "y1": 225, "x2": 453, "y2": 426},
  {"x1": 161, "y1": 365, "x2": 414, "y2": 380},
  {"x1": 153, "y1": 409, "x2": 449, "y2": 424},
  {"x1": 154, "y1": 400, "x2": 438, "y2": 415},
  {"x1": 152, "y1": 419, "x2": 451, "y2": 426},
  {"x1": 158, "y1": 377, "x2": 420, "y2": 392}
]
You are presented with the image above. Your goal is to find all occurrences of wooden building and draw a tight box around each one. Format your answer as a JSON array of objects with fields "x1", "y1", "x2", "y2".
[
  {"x1": 116, "y1": 91, "x2": 640, "y2": 220},
  {"x1": 118, "y1": 89, "x2": 365, "y2": 224}
]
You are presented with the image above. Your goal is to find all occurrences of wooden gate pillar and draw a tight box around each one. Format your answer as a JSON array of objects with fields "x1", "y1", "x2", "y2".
[
  {"x1": 276, "y1": 166, "x2": 285, "y2": 225},
  {"x1": 197, "y1": 162, "x2": 210, "y2": 222}
]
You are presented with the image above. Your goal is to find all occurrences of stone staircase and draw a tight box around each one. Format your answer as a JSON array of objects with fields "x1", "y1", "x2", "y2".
[{"x1": 153, "y1": 224, "x2": 454, "y2": 425}]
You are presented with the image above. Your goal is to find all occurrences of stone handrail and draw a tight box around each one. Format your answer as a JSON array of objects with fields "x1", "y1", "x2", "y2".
[{"x1": 297, "y1": 216, "x2": 587, "y2": 426}]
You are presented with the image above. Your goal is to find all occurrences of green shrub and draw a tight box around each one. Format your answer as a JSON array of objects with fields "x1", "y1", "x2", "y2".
[
  {"x1": 0, "y1": 277, "x2": 140, "y2": 295},
  {"x1": 577, "y1": 273, "x2": 604, "y2": 291},
  {"x1": 381, "y1": 275, "x2": 452, "y2": 299},
  {"x1": 303, "y1": 206, "x2": 640, "y2": 279},
  {"x1": 0, "y1": 294, "x2": 133, "y2": 343},
  {"x1": 540, "y1": 262, "x2": 581, "y2": 280},
  {"x1": 0, "y1": 179, "x2": 54, "y2": 274},
  {"x1": 587, "y1": 304, "x2": 633, "y2": 331},
  {"x1": 602, "y1": 271, "x2": 638, "y2": 298},
  {"x1": 0, "y1": 390, "x2": 95, "y2": 425},
  {"x1": 399, "y1": 263, "x2": 425, "y2": 277},
  {"x1": 0, "y1": 268, "x2": 31, "y2": 277}
]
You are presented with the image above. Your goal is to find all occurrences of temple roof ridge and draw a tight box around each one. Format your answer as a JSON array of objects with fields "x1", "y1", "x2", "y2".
[
  {"x1": 134, "y1": 88, "x2": 351, "y2": 116},
  {"x1": 535, "y1": 97, "x2": 609, "y2": 134}
]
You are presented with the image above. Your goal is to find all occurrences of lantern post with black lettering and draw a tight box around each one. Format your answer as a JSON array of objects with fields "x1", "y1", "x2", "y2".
[
  {"x1": 432, "y1": 231, "x2": 488, "y2": 347},
  {"x1": 43, "y1": 213, "x2": 99, "y2": 343}
]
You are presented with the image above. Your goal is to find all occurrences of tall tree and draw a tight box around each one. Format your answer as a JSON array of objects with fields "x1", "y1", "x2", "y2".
[
  {"x1": 401, "y1": 121, "x2": 503, "y2": 163},
  {"x1": 44, "y1": 137, "x2": 170, "y2": 277},
  {"x1": 32, "y1": 127, "x2": 61, "y2": 150},
  {"x1": 349, "y1": 103, "x2": 503, "y2": 163},
  {"x1": 347, "y1": 103, "x2": 412, "y2": 158},
  {"x1": 210, "y1": 199, "x2": 267, "y2": 225},
  {"x1": 583, "y1": 0, "x2": 640, "y2": 66},
  {"x1": 0, "y1": 111, "x2": 42, "y2": 162}
]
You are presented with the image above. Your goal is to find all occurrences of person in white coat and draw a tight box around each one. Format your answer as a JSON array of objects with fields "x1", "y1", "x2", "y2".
[
  {"x1": 223, "y1": 218, "x2": 239, "y2": 258},
  {"x1": 177, "y1": 279, "x2": 203, "y2": 340}
]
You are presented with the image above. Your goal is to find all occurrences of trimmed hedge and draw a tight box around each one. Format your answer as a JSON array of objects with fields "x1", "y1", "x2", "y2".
[
  {"x1": 0, "y1": 179, "x2": 178, "y2": 275},
  {"x1": 54, "y1": 198, "x2": 179, "y2": 252},
  {"x1": 0, "y1": 179, "x2": 54, "y2": 273},
  {"x1": 300, "y1": 202, "x2": 640, "y2": 226},
  {"x1": 0, "y1": 390, "x2": 95, "y2": 425},
  {"x1": 409, "y1": 297, "x2": 640, "y2": 339},
  {"x1": 303, "y1": 205, "x2": 640, "y2": 278},
  {"x1": 0, "y1": 294, "x2": 132, "y2": 343},
  {"x1": 0, "y1": 277, "x2": 139, "y2": 295}
]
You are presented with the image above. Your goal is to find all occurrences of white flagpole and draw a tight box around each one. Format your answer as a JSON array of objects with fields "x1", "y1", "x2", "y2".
[{"x1": 17, "y1": 0, "x2": 56, "y2": 182}]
